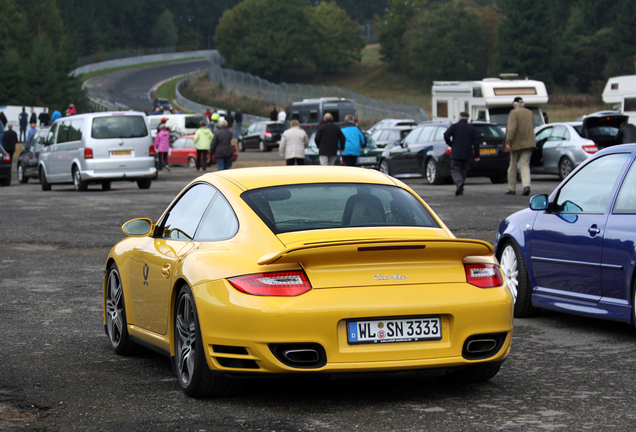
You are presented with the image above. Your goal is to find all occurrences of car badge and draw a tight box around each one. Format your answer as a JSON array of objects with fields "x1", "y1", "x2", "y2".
[{"x1": 375, "y1": 274, "x2": 408, "y2": 280}]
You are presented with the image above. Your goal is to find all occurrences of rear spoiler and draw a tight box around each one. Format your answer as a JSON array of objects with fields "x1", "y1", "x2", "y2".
[{"x1": 257, "y1": 238, "x2": 494, "y2": 265}]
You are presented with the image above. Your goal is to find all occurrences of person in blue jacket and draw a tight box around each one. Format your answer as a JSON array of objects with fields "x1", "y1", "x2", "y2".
[{"x1": 340, "y1": 115, "x2": 366, "y2": 166}]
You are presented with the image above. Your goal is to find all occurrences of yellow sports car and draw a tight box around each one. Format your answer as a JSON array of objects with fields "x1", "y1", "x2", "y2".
[{"x1": 103, "y1": 166, "x2": 513, "y2": 397}]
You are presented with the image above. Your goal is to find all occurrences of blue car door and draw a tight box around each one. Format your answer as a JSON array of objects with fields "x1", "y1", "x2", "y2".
[{"x1": 529, "y1": 152, "x2": 630, "y2": 302}]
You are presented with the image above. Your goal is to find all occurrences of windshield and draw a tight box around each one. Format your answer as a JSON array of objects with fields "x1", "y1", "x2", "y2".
[
  {"x1": 91, "y1": 116, "x2": 148, "y2": 139},
  {"x1": 242, "y1": 183, "x2": 439, "y2": 234},
  {"x1": 489, "y1": 106, "x2": 543, "y2": 128},
  {"x1": 267, "y1": 123, "x2": 288, "y2": 132},
  {"x1": 474, "y1": 124, "x2": 505, "y2": 139}
]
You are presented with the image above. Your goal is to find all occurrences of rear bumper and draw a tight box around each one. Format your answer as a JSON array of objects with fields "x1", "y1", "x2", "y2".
[{"x1": 80, "y1": 168, "x2": 156, "y2": 181}]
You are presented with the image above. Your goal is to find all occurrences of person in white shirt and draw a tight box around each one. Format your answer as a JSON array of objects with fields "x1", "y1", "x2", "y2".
[
  {"x1": 277, "y1": 108, "x2": 287, "y2": 122},
  {"x1": 279, "y1": 120, "x2": 308, "y2": 165}
]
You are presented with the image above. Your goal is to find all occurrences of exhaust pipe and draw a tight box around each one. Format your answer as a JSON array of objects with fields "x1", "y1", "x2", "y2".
[
  {"x1": 282, "y1": 349, "x2": 320, "y2": 364},
  {"x1": 466, "y1": 339, "x2": 497, "y2": 354}
]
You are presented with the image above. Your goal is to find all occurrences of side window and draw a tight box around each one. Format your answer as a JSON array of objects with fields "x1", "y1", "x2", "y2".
[
  {"x1": 172, "y1": 138, "x2": 186, "y2": 148},
  {"x1": 550, "y1": 125, "x2": 567, "y2": 141},
  {"x1": 309, "y1": 111, "x2": 318, "y2": 122},
  {"x1": 555, "y1": 153, "x2": 630, "y2": 213},
  {"x1": 614, "y1": 159, "x2": 636, "y2": 214},
  {"x1": 371, "y1": 130, "x2": 383, "y2": 141},
  {"x1": 159, "y1": 184, "x2": 217, "y2": 240},
  {"x1": 434, "y1": 126, "x2": 447, "y2": 142},
  {"x1": 185, "y1": 139, "x2": 194, "y2": 148},
  {"x1": 403, "y1": 128, "x2": 422, "y2": 146},
  {"x1": 378, "y1": 130, "x2": 390, "y2": 141},
  {"x1": 196, "y1": 193, "x2": 239, "y2": 241},
  {"x1": 69, "y1": 119, "x2": 83, "y2": 141},
  {"x1": 247, "y1": 124, "x2": 256, "y2": 134},
  {"x1": 436, "y1": 101, "x2": 448, "y2": 118},
  {"x1": 536, "y1": 126, "x2": 553, "y2": 144},
  {"x1": 418, "y1": 126, "x2": 436, "y2": 143},
  {"x1": 57, "y1": 120, "x2": 71, "y2": 144},
  {"x1": 477, "y1": 110, "x2": 487, "y2": 121},
  {"x1": 46, "y1": 124, "x2": 57, "y2": 144}
]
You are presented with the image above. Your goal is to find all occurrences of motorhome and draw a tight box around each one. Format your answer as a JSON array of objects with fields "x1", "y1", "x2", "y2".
[
  {"x1": 602, "y1": 75, "x2": 636, "y2": 124},
  {"x1": 432, "y1": 75, "x2": 549, "y2": 129}
]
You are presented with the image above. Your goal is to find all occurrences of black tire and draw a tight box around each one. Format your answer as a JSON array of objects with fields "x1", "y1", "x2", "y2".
[
  {"x1": 137, "y1": 179, "x2": 152, "y2": 189},
  {"x1": 558, "y1": 157, "x2": 574, "y2": 180},
  {"x1": 188, "y1": 157, "x2": 196, "y2": 168},
  {"x1": 238, "y1": 140, "x2": 245, "y2": 152},
  {"x1": 102, "y1": 181, "x2": 111, "y2": 191},
  {"x1": 174, "y1": 284, "x2": 242, "y2": 397},
  {"x1": 258, "y1": 140, "x2": 266, "y2": 152},
  {"x1": 379, "y1": 159, "x2": 392, "y2": 176},
  {"x1": 17, "y1": 163, "x2": 28, "y2": 183},
  {"x1": 498, "y1": 240, "x2": 538, "y2": 318},
  {"x1": 105, "y1": 263, "x2": 137, "y2": 355},
  {"x1": 39, "y1": 167, "x2": 51, "y2": 191},
  {"x1": 425, "y1": 158, "x2": 443, "y2": 185},
  {"x1": 489, "y1": 173, "x2": 507, "y2": 184},
  {"x1": 73, "y1": 166, "x2": 88, "y2": 191},
  {"x1": 446, "y1": 365, "x2": 501, "y2": 383}
]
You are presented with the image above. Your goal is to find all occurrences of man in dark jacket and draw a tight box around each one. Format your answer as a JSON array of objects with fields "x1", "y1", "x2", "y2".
[
  {"x1": 2, "y1": 123, "x2": 19, "y2": 161},
  {"x1": 617, "y1": 120, "x2": 636, "y2": 144},
  {"x1": 443, "y1": 112, "x2": 480, "y2": 196},
  {"x1": 315, "y1": 113, "x2": 346, "y2": 165},
  {"x1": 38, "y1": 108, "x2": 50, "y2": 126},
  {"x1": 269, "y1": 107, "x2": 278, "y2": 121},
  {"x1": 18, "y1": 107, "x2": 28, "y2": 142},
  {"x1": 234, "y1": 108, "x2": 243, "y2": 137},
  {"x1": 209, "y1": 120, "x2": 234, "y2": 171}
]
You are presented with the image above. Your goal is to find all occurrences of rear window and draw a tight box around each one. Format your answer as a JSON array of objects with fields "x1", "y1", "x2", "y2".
[
  {"x1": 474, "y1": 124, "x2": 505, "y2": 139},
  {"x1": 266, "y1": 123, "x2": 288, "y2": 132},
  {"x1": 395, "y1": 121, "x2": 417, "y2": 127},
  {"x1": 92, "y1": 116, "x2": 148, "y2": 139},
  {"x1": 242, "y1": 183, "x2": 439, "y2": 234},
  {"x1": 185, "y1": 116, "x2": 207, "y2": 129}
]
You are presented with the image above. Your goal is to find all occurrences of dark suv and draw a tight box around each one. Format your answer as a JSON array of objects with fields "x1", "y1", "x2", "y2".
[
  {"x1": 238, "y1": 121, "x2": 288, "y2": 152},
  {"x1": 378, "y1": 121, "x2": 509, "y2": 184}
]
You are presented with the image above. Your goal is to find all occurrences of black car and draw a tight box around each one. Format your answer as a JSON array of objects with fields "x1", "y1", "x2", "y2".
[
  {"x1": 238, "y1": 121, "x2": 288, "y2": 152},
  {"x1": 370, "y1": 126, "x2": 414, "y2": 148},
  {"x1": 378, "y1": 121, "x2": 509, "y2": 184},
  {"x1": 0, "y1": 145, "x2": 12, "y2": 186},
  {"x1": 17, "y1": 127, "x2": 49, "y2": 183},
  {"x1": 153, "y1": 98, "x2": 172, "y2": 111}
]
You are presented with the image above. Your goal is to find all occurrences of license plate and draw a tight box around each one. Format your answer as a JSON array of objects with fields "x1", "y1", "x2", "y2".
[
  {"x1": 481, "y1": 148, "x2": 496, "y2": 155},
  {"x1": 347, "y1": 316, "x2": 442, "y2": 344},
  {"x1": 358, "y1": 156, "x2": 376, "y2": 163},
  {"x1": 111, "y1": 150, "x2": 132, "y2": 156}
]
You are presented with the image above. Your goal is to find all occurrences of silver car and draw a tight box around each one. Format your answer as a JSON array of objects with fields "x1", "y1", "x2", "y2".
[
  {"x1": 531, "y1": 122, "x2": 599, "y2": 180},
  {"x1": 39, "y1": 112, "x2": 156, "y2": 191}
]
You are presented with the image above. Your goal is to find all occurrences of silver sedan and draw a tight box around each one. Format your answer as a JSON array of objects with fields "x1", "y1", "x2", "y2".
[{"x1": 531, "y1": 122, "x2": 598, "y2": 180}]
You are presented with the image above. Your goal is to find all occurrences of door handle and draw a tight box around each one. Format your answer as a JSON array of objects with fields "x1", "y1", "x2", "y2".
[
  {"x1": 588, "y1": 225, "x2": 601, "y2": 236},
  {"x1": 161, "y1": 263, "x2": 171, "y2": 279}
]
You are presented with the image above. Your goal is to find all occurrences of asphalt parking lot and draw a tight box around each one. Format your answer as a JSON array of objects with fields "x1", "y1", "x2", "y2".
[{"x1": 2, "y1": 154, "x2": 636, "y2": 431}]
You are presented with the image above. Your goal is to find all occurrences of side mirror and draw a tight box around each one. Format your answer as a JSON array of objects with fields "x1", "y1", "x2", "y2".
[
  {"x1": 122, "y1": 218, "x2": 154, "y2": 237},
  {"x1": 529, "y1": 194, "x2": 549, "y2": 211}
]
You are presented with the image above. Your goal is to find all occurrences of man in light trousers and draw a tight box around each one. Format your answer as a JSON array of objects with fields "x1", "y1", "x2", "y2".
[{"x1": 504, "y1": 97, "x2": 536, "y2": 196}]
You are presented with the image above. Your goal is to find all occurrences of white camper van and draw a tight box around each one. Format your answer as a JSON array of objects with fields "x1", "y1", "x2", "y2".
[
  {"x1": 432, "y1": 75, "x2": 549, "y2": 129},
  {"x1": 602, "y1": 75, "x2": 636, "y2": 125}
]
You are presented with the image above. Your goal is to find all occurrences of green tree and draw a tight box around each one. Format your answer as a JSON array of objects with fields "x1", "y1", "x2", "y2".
[
  {"x1": 309, "y1": 2, "x2": 366, "y2": 75},
  {"x1": 307, "y1": 0, "x2": 388, "y2": 23},
  {"x1": 375, "y1": 0, "x2": 425, "y2": 72},
  {"x1": 493, "y1": 0, "x2": 556, "y2": 85},
  {"x1": 607, "y1": 0, "x2": 636, "y2": 77},
  {"x1": 214, "y1": 0, "x2": 312, "y2": 81},
  {"x1": 409, "y1": 1, "x2": 488, "y2": 83},
  {"x1": 152, "y1": 9, "x2": 179, "y2": 46}
]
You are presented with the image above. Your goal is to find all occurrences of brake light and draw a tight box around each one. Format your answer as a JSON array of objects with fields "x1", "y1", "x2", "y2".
[
  {"x1": 582, "y1": 145, "x2": 598, "y2": 154},
  {"x1": 84, "y1": 147, "x2": 94, "y2": 159},
  {"x1": 264, "y1": 131, "x2": 272, "y2": 138},
  {"x1": 355, "y1": 119, "x2": 359, "y2": 125},
  {"x1": 149, "y1": 145, "x2": 156, "y2": 157},
  {"x1": 445, "y1": 146, "x2": 452, "y2": 155},
  {"x1": 229, "y1": 271, "x2": 312, "y2": 296},
  {"x1": 2, "y1": 153, "x2": 10, "y2": 162},
  {"x1": 464, "y1": 264, "x2": 503, "y2": 288}
]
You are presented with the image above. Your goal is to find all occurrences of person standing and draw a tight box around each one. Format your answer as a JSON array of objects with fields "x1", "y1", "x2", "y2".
[
  {"x1": 193, "y1": 121, "x2": 213, "y2": 171},
  {"x1": 277, "y1": 108, "x2": 286, "y2": 122},
  {"x1": 617, "y1": 120, "x2": 636, "y2": 144},
  {"x1": 443, "y1": 112, "x2": 480, "y2": 196},
  {"x1": 209, "y1": 120, "x2": 234, "y2": 171},
  {"x1": 18, "y1": 107, "x2": 28, "y2": 142},
  {"x1": 504, "y1": 97, "x2": 536, "y2": 196},
  {"x1": 234, "y1": 108, "x2": 243, "y2": 137},
  {"x1": 26, "y1": 123, "x2": 37, "y2": 143},
  {"x1": 51, "y1": 108, "x2": 62, "y2": 123},
  {"x1": 38, "y1": 108, "x2": 50, "y2": 127},
  {"x1": 315, "y1": 113, "x2": 345, "y2": 166},
  {"x1": 204, "y1": 108, "x2": 212, "y2": 120},
  {"x1": 2, "y1": 123, "x2": 18, "y2": 162},
  {"x1": 153, "y1": 124, "x2": 171, "y2": 171},
  {"x1": 29, "y1": 107, "x2": 37, "y2": 125},
  {"x1": 225, "y1": 111, "x2": 235, "y2": 131},
  {"x1": 340, "y1": 115, "x2": 366, "y2": 167},
  {"x1": 269, "y1": 107, "x2": 278, "y2": 121},
  {"x1": 279, "y1": 120, "x2": 309, "y2": 165}
]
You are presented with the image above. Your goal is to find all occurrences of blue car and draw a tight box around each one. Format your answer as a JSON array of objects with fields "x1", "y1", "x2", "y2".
[{"x1": 495, "y1": 144, "x2": 636, "y2": 323}]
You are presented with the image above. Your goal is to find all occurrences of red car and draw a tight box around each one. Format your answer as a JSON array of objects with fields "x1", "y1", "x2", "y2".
[{"x1": 168, "y1": 135, "x2": 238, "y2": 168}]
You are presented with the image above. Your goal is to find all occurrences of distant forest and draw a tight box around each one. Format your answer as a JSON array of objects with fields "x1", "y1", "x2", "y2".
[{"x1": 0, "y1": 0, "x2": 634, "y2": 106}]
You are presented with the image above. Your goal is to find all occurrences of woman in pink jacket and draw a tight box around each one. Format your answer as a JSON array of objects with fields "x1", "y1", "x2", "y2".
[{"x1": 154, "y1": 124, "x2": 171, "y2": 171}]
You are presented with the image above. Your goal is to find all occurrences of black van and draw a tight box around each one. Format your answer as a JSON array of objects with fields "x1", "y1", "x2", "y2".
[{"x1": 290, "y1": 97, "x2": 357, "y2": 134}]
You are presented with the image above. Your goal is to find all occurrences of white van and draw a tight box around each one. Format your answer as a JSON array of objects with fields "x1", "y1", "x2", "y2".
[
  {"x1": 147, "y1": 114, "x2": 209, "y2": 138},
  {"x1": 432, "y1": 75, "x2": 549, "y2": 129},
  {"x1": 602, "y1": 75, "x2": 636, "y2": 125},
  {"x1": 39, "y1": 112, "x2": 156, "y2": 191}
]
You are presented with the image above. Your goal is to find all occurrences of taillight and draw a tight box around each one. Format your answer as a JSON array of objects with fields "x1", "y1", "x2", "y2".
[
  {"x1": 229, "y1": 271, "x2": 312, "y2": 296},
  {"x1": 445, "y1": 146, "x2": 452, "y2": 155},
  {"x1": 264, "y1": 131, "x2": 272, "y2": 138},
  {"x1": 149, "y1": 145, "x2": 156, "y2": 157},
  {"x1": 355, "y1": 119, "x2": 359, "y2": 125},
  {"x1": 84, "y1": 147, "x2": 93, "y2": 159},
  {"x1": 582, "y1": 145, "x2": 598, "y2": 154},
  {"x1": 2, "y1": 153, "x2": 10, "y2": 162},
  {"x1": 464, "y1": 264, "x2": 503, "y2": 288}
]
